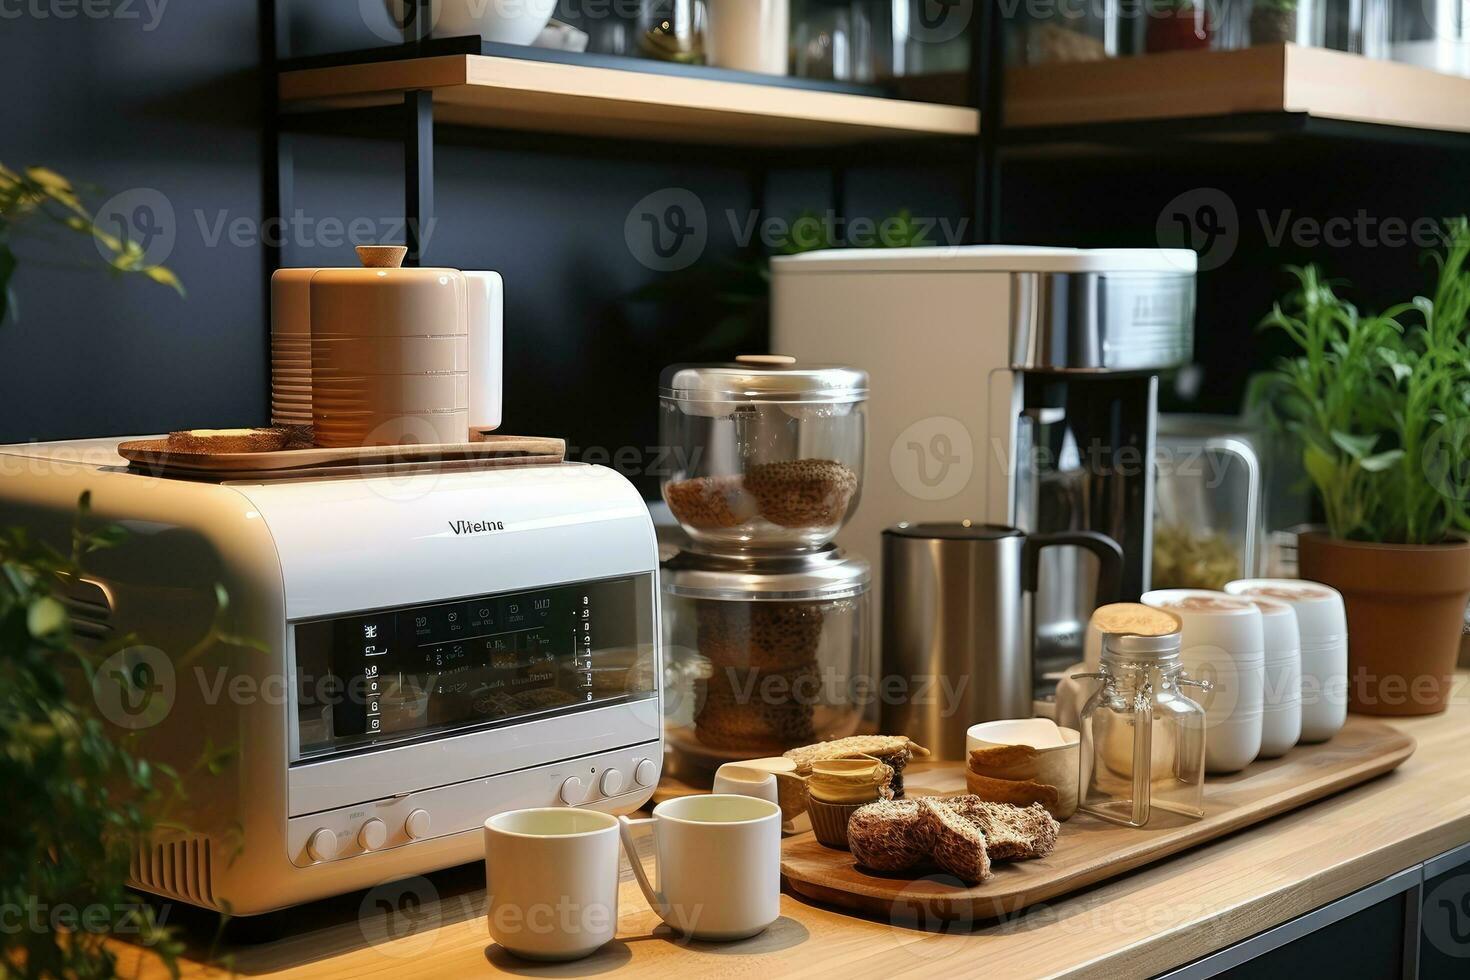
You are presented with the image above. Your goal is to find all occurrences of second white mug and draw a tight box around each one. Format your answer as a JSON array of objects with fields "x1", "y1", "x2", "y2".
[{"x1": 619, "y1": 794, "x2": 781, "y2": 941}]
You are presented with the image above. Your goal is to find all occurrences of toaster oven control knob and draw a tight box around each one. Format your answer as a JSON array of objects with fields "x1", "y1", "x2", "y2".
[
  {"x1": 358, "y1": 818, "x2": 388, "y2": 852},
  {"x1": 559, "y1": 776, "x2": 589, "y2": 805},
  {"x1": 405, "y1": 809, "x2": 431, "y2": 840},
  {"x1": 635, "y1": 759, "x2": 658, "y2": 788},
  {"x1": 599, "y1": 768, "x2": 626, "y2": 797},
  {"x1": 306, "y1": 828, "x2": 339, "y2": 863}
]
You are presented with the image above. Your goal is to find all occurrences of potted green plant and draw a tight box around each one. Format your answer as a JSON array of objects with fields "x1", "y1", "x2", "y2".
[
  {"x1": 1254, "y1": 219, "x2": 1470, "y2": 715},
  {"x1": 1250, "y1": 0, "x2": 1298, "y2": 45},
  {"x1": 2, "y1": 494, "x2": 232, "y2": 977}
]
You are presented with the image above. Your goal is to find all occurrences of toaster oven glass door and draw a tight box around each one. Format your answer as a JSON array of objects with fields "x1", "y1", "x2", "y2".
[{"x1": 292, "y1": 574, "x2": 656, "y2": 761}]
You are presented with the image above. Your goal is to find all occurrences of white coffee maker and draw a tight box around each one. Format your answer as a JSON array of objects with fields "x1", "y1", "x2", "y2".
[{"x1": 771, "y1": 246, "x2": 1197, "y2": 694}]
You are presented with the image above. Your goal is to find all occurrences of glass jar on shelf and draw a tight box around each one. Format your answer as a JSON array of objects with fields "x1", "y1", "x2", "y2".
[
  {"x1": 1076, "y1": 630, "x2": 1209, "y2": 828},
  {"x1": 793, "y1": 0, "x2": 878, "y2": 82},
  {"x1": 1389, "y1": 0, "x2": 1470, "y2": 74},
  {"x1": 1248, "y1": 0, "x2": 1390, "y2": 56},
  {"x1": 637, "y1": 0, "x2": 708, "y2": 63}
]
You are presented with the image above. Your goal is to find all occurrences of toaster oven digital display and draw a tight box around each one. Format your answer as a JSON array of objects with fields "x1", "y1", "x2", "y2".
[{"x1": 292, "y1": 574, "x2": 655, "y2": 760}]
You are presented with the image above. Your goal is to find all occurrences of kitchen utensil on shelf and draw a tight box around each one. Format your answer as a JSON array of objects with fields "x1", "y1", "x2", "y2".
[
  {"x1": 793, "y1": 0, "x2": 877, "y2": 82},
  {"x1": 879, "y1": 522, "x2": 1123, "y2": 760},
  {"x1": 385, "y1": 0, "x2": 558, "y2": 45},
  {"x1": 965, "y1": 718, "x2": 1081, "y2": 820},
  {"x1": 1076, "y1": 630, "x2": 1209, "y2": 827},
  {"x1": 661, "y1": 547, "x2": 872, "y2": 768},
  {"x1": 706, "y1": 0, "x2": 789, "y2": 74},
  {"x1": 659, "y1": 356, "x2": 867, "y2": 553},
  {"x1": 1225, "y1": 578, "x2": 1348, "y2": 742},
  {"x1": 1142, "y1": 589, "x2": 1266, "y2": 773},
  {"x1": 619, "y1": 794, "x2": 782, "y2": 940},
  {"x1": 484, "y1": 808, "x2": 620, "y2": 961}
]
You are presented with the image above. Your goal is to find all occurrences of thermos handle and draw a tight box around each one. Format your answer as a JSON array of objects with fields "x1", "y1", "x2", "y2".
[{"x1": 1021, "y1": 531, "x2": 1124, "y2": 605}]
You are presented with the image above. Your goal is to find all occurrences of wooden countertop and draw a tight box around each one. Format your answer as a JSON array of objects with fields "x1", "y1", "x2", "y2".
[{"x1": 124, "y1": 673, "x2": 1470, "y2": 979}]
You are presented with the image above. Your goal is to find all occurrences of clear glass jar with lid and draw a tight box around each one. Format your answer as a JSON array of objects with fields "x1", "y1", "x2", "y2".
[
  {"x1": 660, "y1": 547, "x2": 873, "y2": 777},
  {"x1": 659, "y1": 355, "x2": 867, "y2": 553},
  {"x1": 1077, "y1": 631, "x2": 1209, "y2": 828}
]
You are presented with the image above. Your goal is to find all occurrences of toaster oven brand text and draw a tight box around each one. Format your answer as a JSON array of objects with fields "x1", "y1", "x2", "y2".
[{"x1": 449, "y1": 519, "x2": 505, "y2": 536}]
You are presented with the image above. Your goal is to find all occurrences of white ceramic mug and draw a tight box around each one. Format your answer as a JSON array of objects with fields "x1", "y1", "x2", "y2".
[
  {"x1": 713, "y1": 763, "x2": 780, "y2": 805},
  {"x1": 1142, "y1": 589, "x2": 1265, "y2": 773},
  {"x1": 1225, "y1": 578, "x2": 1348, "y2": 743},
  {"x1": 484, "y1": 808, "x2": 620, "y2": 961},
  {"x1": 618, "y1": 795, "x2": 781, "y2": 941}
]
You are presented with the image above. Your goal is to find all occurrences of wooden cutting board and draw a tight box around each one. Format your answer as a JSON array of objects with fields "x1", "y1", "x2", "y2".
[
  {"x1": 118, "y1": 435, "x2": 565, "y2": 481},
  {"x1": 781, "y1": 716, "x2": 1415, "y2": 924}
]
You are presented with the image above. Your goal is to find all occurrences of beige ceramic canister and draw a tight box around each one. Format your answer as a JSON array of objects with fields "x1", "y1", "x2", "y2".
[
  {"x1": 309, "y1": 245, "x2": 469, "y2": 448},
  {"x1": 269, "y1": 268, "x2": 315, "y2": 427}
]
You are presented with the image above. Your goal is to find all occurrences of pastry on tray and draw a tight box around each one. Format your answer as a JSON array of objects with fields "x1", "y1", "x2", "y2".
[
  {"x1": 164, "y1": 426, "x2": 313, "y2": 454},
  {"x1": 783, "y1": 735, "x2": 930, "y2": 798},
  {"x1": 846, "y1": 795, "x2": 1060, "y2": 885}
]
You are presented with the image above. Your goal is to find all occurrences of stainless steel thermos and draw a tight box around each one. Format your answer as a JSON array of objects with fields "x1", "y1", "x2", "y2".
[{"x1": 880, "y1": 523, "x2": 1122, "y2": 760}]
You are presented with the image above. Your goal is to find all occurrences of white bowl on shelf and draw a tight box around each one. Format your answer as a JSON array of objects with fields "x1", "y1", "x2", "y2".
[{"x1": 385, "y1": 0, "x2": 558, "y2": 47}]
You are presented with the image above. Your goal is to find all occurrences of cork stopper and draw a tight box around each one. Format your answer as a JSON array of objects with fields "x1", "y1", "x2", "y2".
[
  {"x1": 356, "y1": 244, "x2": 408, "y2": 269},
  {"x1": 736, "y1": 354, "x2": 798, "y2": 366}
]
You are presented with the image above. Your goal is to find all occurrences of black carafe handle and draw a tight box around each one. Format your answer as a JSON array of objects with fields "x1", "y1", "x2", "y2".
[{"x1": 1021, "y1": 531, "x2": 1124, "y2": 606}]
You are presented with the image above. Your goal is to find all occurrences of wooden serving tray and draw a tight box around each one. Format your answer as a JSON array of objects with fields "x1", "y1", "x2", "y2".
[
  {"x1": 118, "y1": 435, "x2": 565, "y2": 481},
  {"x1": 781, "y1": 717, "x2": 1414, "y2": 924}
]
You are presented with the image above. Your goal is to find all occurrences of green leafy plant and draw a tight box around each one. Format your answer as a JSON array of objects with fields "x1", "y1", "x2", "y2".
[
  {"x1": 1251, "y1": 218, "x2": 1470, "y2": 544},
  {"x1": 0, "y1": 165, "x2": 184, "y2": 326},
  {"x1": 1, "y1": 494, "x2": 234, "y2": 979}
]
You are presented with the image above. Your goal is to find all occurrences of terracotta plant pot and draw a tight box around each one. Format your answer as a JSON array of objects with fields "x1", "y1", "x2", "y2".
[{"x1": 1298, "y1": 532, "x2": 1470, "y2": 716}]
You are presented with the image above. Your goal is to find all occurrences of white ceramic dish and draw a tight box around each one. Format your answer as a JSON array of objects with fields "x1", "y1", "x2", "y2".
[
  {"x1": 387, "y1": 0, "x2": 557, "y2": 46},
  {"x1": 966, "y1": 718, "x2": 1081, "y2": 820}
]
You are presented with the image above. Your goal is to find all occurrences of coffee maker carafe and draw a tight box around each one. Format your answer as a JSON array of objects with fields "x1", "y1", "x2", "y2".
[{"x1": 770, "y1": 247, "x2": 1196, "y2": 698}]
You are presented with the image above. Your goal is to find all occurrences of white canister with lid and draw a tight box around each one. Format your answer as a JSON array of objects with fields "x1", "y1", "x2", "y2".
[
  {"x1": 1234, "y1": 595, "x2": 1303, "y2": 757},
  {"x1": 1225, "y1": 578, "x2": 1348, "y2": 743},
  {"x1": 1141, "y1": 589, "x2": 1265, "y2": 773}
]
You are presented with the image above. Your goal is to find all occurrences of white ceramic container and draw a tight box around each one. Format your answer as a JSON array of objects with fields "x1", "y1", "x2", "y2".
[
  {"x1": 1225, "y1": 578, "x2": 1348, "y2": 743},
  {"x1": 1235, "y1": 595, "x2": 1303, "y2": 757},
  {"x1": 705, "y1": 0, "x2": 790, "y2": 74},
  {"x1": 1142, "y1": 589, "x2": 1265, "y2": 773}
]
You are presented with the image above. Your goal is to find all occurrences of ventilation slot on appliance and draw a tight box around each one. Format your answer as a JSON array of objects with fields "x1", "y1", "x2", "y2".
[
  {"x1": 130, "y1": 836, "x2": 216, "y2": 909},
  {"x1": 59, "y1": 578, "x2": 113, "y2": 643}
]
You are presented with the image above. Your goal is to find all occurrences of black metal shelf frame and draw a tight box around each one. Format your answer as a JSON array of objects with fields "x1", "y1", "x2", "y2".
[{"x1": 258, "y1": 0, "x2": 1001, "y2": 303}]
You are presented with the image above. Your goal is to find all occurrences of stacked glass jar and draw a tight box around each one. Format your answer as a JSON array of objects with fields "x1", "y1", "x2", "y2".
[{"x1": 658, "y1": 356, "x2": 873, "y2": 778}]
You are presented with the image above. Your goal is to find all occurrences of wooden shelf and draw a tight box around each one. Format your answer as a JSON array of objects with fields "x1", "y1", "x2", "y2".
[
  {"x1": 279, "y1": 54, "x2": 980, "y2": 147},
  {"x1": 1007, "y1": 44, "x2": 1470, "y2": 136}
]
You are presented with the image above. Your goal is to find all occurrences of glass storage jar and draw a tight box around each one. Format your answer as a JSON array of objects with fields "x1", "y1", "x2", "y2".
[
  {"x1": 1077, "y1": 631, "x2": 1209, "y2": 827},
  {"x1": 661, "y1": 548, "x2": 873, "y2": 774},
  {"x1": 1153, "y1": 417, "x2": 1264, "y2": 591},
  {"x1": 659, "y1": 356, "x2": 867, "y2": 553},
  {"x1": 637, "y1": 0, "x2": 708, "y2": 62},
  {"x1": 1250, "y1": 0, "x2": 1390, "y2": 55},
  {"x1": 793, "y1": 0, "x2": 878, "y2": 82},
  {"x1": 1390, "y1": 0, "x2": 1470, "y2": 75}
]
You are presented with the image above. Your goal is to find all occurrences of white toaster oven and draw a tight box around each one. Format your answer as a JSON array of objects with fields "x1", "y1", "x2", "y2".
[{"x1": 0, "y1": 439, "x2": 662, "y2": 915}]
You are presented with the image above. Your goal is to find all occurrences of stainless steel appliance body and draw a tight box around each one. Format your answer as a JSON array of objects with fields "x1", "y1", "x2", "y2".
[
  {"x1": 880, "y1": 523, "x2": 1122, "y2": 759},
  {"x1": 771, "y1": 247, "x2": 1196, "y2": 696}
]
